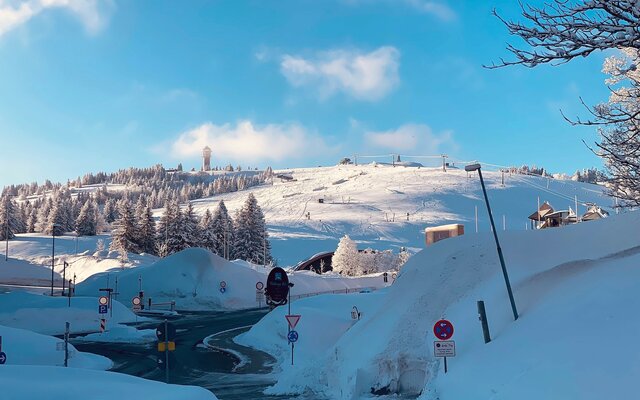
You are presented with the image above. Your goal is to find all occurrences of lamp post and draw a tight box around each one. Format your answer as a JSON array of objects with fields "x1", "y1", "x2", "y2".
[
  {"x1": 465, "y1": 163, "x2": 519, "y2": 321},
  {"x1": 50, "y1": 223, "x2": 61, "y2": 296}
]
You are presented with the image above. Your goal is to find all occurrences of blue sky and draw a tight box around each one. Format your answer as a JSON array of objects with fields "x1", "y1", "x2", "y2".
[{"x1": 0, "y1": 0, "x2": 612, "y2": 188}]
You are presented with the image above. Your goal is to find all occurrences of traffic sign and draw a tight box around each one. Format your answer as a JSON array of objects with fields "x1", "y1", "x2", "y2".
[
  {"x1": 156, "y1": 322, "x2": 177, "y2": 342},
  {"x1": 100, "y1": 319, "x2": 106, "y2": 333},
  {"x1": 285, "y1": 314, "x2": 301, "y2": 330},
  {"x1": 256, "y1": 282, "x2": 264, "y2": 290},
  {"x1": 287, "y1": 330, "x2": 299, "y2": 343},
  {"x1": 265, "y1": 267, "x2": 290, "y2": 306},
  {"x1": 220, "y1": 281, "x2": 226, "y2": 288},
  {"x1": 132, "y1": 296, "x2": 141, "y2": 306},
  {"x1": 0, "y1": 351, "x2": 6, "y2": 364},
  {"x1": 98, "y1": 296, "x2": 109, "y2": 305},
  {"x1": 434, "y1": 341, "x2": 456, "y2": 357},
  {"x1": 98, "y1": 304, "x2": 108, "y2": 314},
  {"x1": 158, "y1": 341, "x2": 176, "y2": 352},
  {"x1": 433, "y1": 319, "x2": 454, "y2": 340},
  {"x1": 220, "y1": 287, "x2": 226, "y2": 294}
]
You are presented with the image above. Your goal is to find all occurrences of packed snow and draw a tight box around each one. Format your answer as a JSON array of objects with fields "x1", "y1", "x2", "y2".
[
  {"x1": 0, "y1": 324, "x2": 112, "y2": 369},
  {"x1": 76, "y1": 248, "x2": 389, "y2": 311},
  {"x1": 0, "y1": 365, "x2": 218, "y2": 400},
  {"x1": 238, "y1": 209, "x2": 640, "y2": 399},
  {"x1": 0, "y1": 291, "x2": 140, "y2": 335}
]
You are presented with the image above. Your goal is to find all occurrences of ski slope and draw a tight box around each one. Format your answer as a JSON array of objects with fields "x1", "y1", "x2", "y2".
[{"x1": 189, "y1": 164, "x2": 610, "y2": 266}]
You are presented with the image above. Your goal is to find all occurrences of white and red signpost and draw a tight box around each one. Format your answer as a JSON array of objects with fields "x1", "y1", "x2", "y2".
[{"x1": 433, "y1": 319, "x2": 455, "y2": 373}]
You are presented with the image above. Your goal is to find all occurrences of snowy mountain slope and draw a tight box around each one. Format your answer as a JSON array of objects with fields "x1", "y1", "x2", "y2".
[
  {"x1": 188, "y1": 164, "x2": 611, "y2": 266},
  {"x1": 239, "y1": 210, "x2": 640, "y2": 399}
]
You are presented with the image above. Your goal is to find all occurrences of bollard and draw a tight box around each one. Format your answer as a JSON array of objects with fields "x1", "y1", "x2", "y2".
[{"x1": 477, "y1": 300, "x2": 491, "y2": 344}]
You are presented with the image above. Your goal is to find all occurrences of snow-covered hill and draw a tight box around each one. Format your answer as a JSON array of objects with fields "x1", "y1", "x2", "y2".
[{"x1": 190, "y1": 164, "x2": 611, "y2": 266}]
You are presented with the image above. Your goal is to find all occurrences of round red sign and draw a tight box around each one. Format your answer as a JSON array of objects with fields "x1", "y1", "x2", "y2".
[{"x1": 433, "y1": 319, "x2": 454, "y2": 340}]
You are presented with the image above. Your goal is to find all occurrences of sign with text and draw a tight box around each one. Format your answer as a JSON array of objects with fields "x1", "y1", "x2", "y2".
[{"x1": 434, "y1": 340, "x2": 456, "y2": 357}]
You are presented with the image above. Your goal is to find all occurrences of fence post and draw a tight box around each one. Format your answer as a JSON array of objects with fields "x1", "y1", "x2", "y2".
[{"x1": 477, "y1": 300, "x2": 491, "y2": 344}]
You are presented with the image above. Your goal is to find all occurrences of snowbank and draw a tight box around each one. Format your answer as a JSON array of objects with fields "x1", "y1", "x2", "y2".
[
  {"x1": 0, "y1": 291, "x2": 140, "y2": 335},
  {"x1": 0, "y1": 324, "x2": 112, "y2": 370},
  {"x1": 0, "y1": 365, "x2": 218, "y2": 400},
  {"x1": 74, "y1": 325, "x2": 157, "y2": 344},
  {"x1": 247, "y1": 210, "x2": 640, "y2": 398},
  {"x1": 76, "y1": 248, "x2": 389, "y2": 311},
  {"x1": 0, "y1": 257, "x2": 61, "y2": 286}
]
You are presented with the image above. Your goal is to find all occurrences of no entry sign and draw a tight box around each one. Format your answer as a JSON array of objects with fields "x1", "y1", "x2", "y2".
[{"x1": 433, "y1": 319, "x2": 454, "y2": 340}]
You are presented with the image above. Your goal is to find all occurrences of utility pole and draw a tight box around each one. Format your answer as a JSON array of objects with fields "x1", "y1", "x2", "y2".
[
  {"x1": 51, "y1": 226, "x2": 56, "y2": 296},
  {"x1": 442, "y1": 154, "x2": 448, "y2": 172},
  {"x1": 4, "y1": 201, "x2": 8, "y2": 261}
]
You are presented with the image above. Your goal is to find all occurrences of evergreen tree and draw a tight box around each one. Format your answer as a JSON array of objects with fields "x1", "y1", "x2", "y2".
[
  {"x1": 137, "y1": 205, "x2": 156, "y2": 254},
  {"x1": 103, "y1": 199, "x2": 118, "y2": 224},
  {"x1": 182, "y1": 202, "x2": 200, "y2": 248},
  {"x1": 156, "y1": 198, "x2": 183, "y2": 257},
  {"x1": 332, "y1": 235, "x2": 359, "y2": 276},
  {"x1": 198, "y1": 209, "x2": 216, "y2": 251},
  {"x1": 109, "y1": 200, "x2": 140, "y2": 255},
  {"x1": 75, "y1": 199, "x2": 97, "y2": 236},
  {"x1": 46, "y1": 199, "x2": 66, "y2": 236},
  {"x1": 0, "y1": 196, "x2": 21, "y2": 241},
  {"x1": 233, "y1": 193, "x2": 271, "y2": 264},
  {"x1": 211, "y1": 200, "x2": 234, "y2": 258}
]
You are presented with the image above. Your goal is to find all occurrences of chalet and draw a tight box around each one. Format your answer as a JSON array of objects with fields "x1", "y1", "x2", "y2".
[
  {"x1": 528, "y1": 201, "x2": 608, "y2": 229},
  {"x1": 581, "y1": 205, "x2": 609, "y2": 221}
]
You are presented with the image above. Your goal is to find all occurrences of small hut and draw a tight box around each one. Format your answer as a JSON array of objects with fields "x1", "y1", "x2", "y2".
[
  {"x1": 425, "y1": 224, "x2": 464, "y2": 246},
  {"x1": 528, "y1": 202, "x2": 554, "y2": 229},
  {"x1": 581, "y1": 205, "x2": 609, "y2": 221}
]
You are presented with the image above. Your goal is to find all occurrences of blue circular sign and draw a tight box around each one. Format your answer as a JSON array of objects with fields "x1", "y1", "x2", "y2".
[
  {"x1": 287, "y1": 330, "x2": 299, "y2": 343},
  {"x1": 0, "y1": 351, "x2": 6, "y2": 364},
  {"x1": 219, "y1": 287, "x2": 226, "y2": 294}
]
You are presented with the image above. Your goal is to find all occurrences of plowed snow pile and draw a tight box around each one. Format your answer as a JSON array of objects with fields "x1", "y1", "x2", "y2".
[{"x1": 239, "y1": 211, "x2": 640, "y2": 399}]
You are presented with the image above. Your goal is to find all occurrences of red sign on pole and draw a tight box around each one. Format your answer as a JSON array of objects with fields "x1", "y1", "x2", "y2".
[
  {"x1": 285, "y1": 314, "x2": 301, "y2": 330},
  {"x1": 433, "y1": 319, "x2": 454, "y2": 340}
]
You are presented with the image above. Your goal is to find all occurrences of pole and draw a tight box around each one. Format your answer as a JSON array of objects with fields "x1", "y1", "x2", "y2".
[
  {"x1": 477, "y1": 300, "x2": 491, "y2": 343},
  {"x1": 501, "y1": 170, "x2": 505, "y2": 186},
  {"x1": 64, "y1": 322, "x2": 70, "y2": 367},
  {"x1": 62, "y1": 262, "x2": 67, "y2": 296},
  {"x1": 503, "y1": 215, "x2": 506, "y2": 231},
  {"x1": 263, "y1": 233, "x2": 266, "y2": 268},
  {"x1": 475, "y1": 206, "x2": 478, "y2": 233},
  {"x1": 4, "y1": 202, "x2": 8, "y2": 261},
  {"x1": 537, "y1": 197, "x2": 540, "y2": 229},
  {"x1": 442, "y1": 155, "x2": 447, "y2": 172},
  {"x1": 114, "y1": 276, "x2": 118, "y2": 301},
  {"x1": 164, "y1": 319, "x2": 169, "y2": 384},
  {"x1": 575, "y1": 195, "x2": 579, "y2": 222},
  {"x1": 477, "y1": 168, "x2": 519, "y2": 321},
  {"x1": 68, "y1": 279, "x2": 72, "y2": 307},
  {"x1": 51, "y1": 229, "x2": 55, "y2": 296},
  {"x1": 75, "y1": 232, "x2": 78, "y2": 254},
  {"x1": 444, "y1": 356, "x2": 448, "y2": 373}
]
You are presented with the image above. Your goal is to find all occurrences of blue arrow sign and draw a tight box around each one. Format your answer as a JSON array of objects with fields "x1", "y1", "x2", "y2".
[
  {"x1": 98, "y1": 305, "x2": 108, "y2": 314},
  {"x1": 0, "y1": 351, "x2": 6, "y2": 364},
  {"x1": 287, "y1": 330, "x2": 299, "y2": 343}
]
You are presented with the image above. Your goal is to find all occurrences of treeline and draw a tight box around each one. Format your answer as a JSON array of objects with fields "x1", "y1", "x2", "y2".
[
  {"x1": 108, "y1": 193, "x2": 273, "y2": 265},
  {"x1": 332, "y1": 235, "x2": 409, "y2": 276}
]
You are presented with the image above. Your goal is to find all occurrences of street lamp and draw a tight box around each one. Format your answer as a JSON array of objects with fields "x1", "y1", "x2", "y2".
[
  {"x1": 51, "y1": 223, "x2": 61, "y2": 296},
  {"x1": 465, "y1": 163, "x2": 519, "y2": 321}
]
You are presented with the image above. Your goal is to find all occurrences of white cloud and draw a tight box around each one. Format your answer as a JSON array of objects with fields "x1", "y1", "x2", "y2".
[
  {"x1": 280, "y1": 46, "x2": 400, "y2": 101},
  {"x1": 344, "y1": 0, "x2": 456, "y2": 21},
  {"x1": 364, "y1": 123, "x2": 457, "y2": 153},
  {"x1": 0, "y1": 0, "x2": 113, "y2": 37},
  {"x1": 169, "y1": 120, "x2": 330, "y2": 163}
]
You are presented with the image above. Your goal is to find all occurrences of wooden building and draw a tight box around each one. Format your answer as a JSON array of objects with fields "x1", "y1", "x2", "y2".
[{"x1": 425, "y1": 224, "x2": 465, "y2": 246}]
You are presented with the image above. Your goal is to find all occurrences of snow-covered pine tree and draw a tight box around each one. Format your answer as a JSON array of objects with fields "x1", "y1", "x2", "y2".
[
  {"x1": 233, "y1": 193, "x2": 271, "y2": 264},
  {"x1": 35, "y1": 198, "x2": 52, "y2": 233},
  {"x1": 0, "y1": 196, "x2": 22, "y2": 241},
  {"x1": 137, "y1": 205, "x2": 156, "y2": 254},
  {"x1": 75, "y1": 199, "x2": 97, "y2": 236},
  {"x1": 103, "y1": 199, "x2": 118, "y2": 224},
  {"x1": 109, "y1": 200, "x2": 140, "y2": 255},
  {"x1": 332, "y1": 235, "x2": 359, "y2": 276},
  {"x1": 155, "y1": 197, "x2": 183, "y2": 257},
  {"x1": 211, "y1": 200, "x2": 234, "y2": 258},
  {"x1": 198, "y1": 209, "x2": 216, "y2": 252},
  {"x1": 46, "y1": 199, "x2": 67, "y2": 236},
  {"x1": 182, "y1": 202, "x2": 200, "y2": 248}
]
